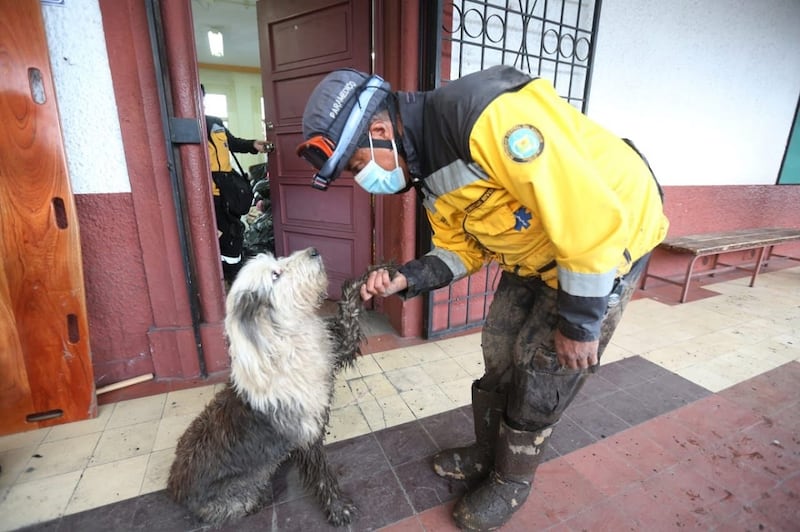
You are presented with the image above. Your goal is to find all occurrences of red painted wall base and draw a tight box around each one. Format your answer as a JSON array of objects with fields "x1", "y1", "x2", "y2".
[{"x1": 646, "y1": 184, "x2": 800, "y2": 282}]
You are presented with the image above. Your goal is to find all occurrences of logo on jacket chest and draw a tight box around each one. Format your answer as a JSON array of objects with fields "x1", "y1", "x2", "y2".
[
  {"x1": 513, "y1": 207, "x2": 532, "y2": 230},
  {"x1": 504, "y1": 125, "x2": 544, "y2": 162}
]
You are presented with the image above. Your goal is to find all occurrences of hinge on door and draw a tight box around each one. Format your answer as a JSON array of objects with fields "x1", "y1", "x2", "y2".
[{"x1": 169, "y1": 117, "x2": 202, "y2": 144}]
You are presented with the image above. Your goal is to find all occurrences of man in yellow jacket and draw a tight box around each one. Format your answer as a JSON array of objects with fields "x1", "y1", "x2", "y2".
[
  {"x1": 202, "y1": 84, "x2": 271, "y2": 285},
  {"x1": 297, "y1": 66, "x2": 668, "y2": 531}
]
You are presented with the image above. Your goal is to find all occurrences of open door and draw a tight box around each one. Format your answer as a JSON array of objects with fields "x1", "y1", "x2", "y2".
[
  {"x1": 0, "y1": 1, "x2": 96, "y2": 435},
  {"x1": 257, "y1": 0, "x2": 373, "y2": 299}
]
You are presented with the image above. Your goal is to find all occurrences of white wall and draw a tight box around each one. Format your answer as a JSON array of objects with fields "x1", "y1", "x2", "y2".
[
  {"x1": 589, "y1": 0, "x2": 800, "y2": 186},
  {"x1": 41, "y1": 0, "x2": 130, "y2": 194},
  {"x1": 199, "y1": 69, "x2": 269, "y2": 174},
  {"x1": 43, "y1": 1, "x2": 800, "y2": 191}
]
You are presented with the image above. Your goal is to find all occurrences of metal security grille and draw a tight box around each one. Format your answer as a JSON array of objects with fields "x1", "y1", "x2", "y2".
[{"x1": 419, "y1": 0, "x2": 603, "y2": 339}]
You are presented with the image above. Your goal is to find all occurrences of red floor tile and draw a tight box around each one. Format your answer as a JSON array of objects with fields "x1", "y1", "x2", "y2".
[
  {"x1": 640, "y1": 461, "x2": 737, "y2": 523},
  {"x1": 749, "y1": 483, "x2": 800, "y2": 531},
  {"x1": 541, "y1": 524, "x2": 573, "y2": 532},
  {"x1": 714, "y1": 503, "x2": 789, "y2": 532},
  {"x1": 771, "y1": 400, "x2": 800, "y2": 434},
  {"x1": 719, "y1": 362, "x2": 800, "y2": 418},
  {"x1": 499, "y1": 489, "x2": 561, "y2": 531},
  {"x1": 664, "y1": 395, "x2": 762, "y2": 449},
  {"x1": 613, "y1": 483, "x2": 704, "y2": 530},
  {"x1": 561, "y1": 497, "x2": 641, "y2": 532},
  {"x1": 563, "y1": 441, "x2": 646, "y2": 496},
  {"x1": 533, "y1": 460, "x2": 604, "y2": 523},
  {"x1": 633, "y1": 414, "x2": 708, "y2": 459},
  {"x1": 780, "y1": 470, "x2": 800, "y2": 494},
  {"x1": 412, "y1": 501, "x2": 460, "y2": 532},
  {"x1": 756, "y1": 359, "x2": 800, "y2": 388},
  {"x1": 599, "y1": 428, "x2": 682, "y2": 477},
  {"x1": 377, "y1": 515, "x2": 425, "y2": 531},
  {"x1": 728, "y1": 421, "x2": 800, "y2": 483},
  {"x1": 682, "y1": 443, "x2": 780, "y2": 506},
  {"x1": 398, "y1": 363, "x2": 799, "y2": 531},
  {"x1": 689, "y1": 490, "x2": 749, "y2": 529}
]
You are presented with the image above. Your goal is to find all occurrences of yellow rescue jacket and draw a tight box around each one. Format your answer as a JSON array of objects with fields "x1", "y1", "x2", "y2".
[
  {"x1": 205, "y1": 115, "x2": 257, "y2": 196},
  {"x1": 395, "y1": 66, "x2": 668, "y2": 340}
]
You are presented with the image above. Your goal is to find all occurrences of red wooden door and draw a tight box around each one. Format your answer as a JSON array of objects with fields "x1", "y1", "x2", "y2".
[
  {"x1": 257, "y1": 0, "x2": 372, "y2": 299},
  {"x1": 0, "y1": 0, "x2": 96, "y2": 435}
]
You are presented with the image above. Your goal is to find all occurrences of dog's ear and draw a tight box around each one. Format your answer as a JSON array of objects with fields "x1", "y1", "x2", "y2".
[
  {"x1": 232, "y1": 286, "x2": 277, "y2": 354},
  {"x1": 230, "y1": 287, "x2": 271, "y2": 340}
]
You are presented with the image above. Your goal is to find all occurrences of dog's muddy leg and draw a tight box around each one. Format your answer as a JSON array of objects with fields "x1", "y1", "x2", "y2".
[
  {"x1": 328, "y1": 277, "x2": 367, "y2": 371},
  {"x1": 191, "y1": 471, "x2": 272, "y2": 524},
  {"x1": 292, "y1": 442, "x2": 357, "y2": 526},
  {"x1": 329, "y1": 265, "x2": 398, "y2": 371}
]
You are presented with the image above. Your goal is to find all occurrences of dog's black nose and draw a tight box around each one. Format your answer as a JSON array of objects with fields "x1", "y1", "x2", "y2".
[{"x1": 309, "y1": 247, "x2": 319, "y2": 257}]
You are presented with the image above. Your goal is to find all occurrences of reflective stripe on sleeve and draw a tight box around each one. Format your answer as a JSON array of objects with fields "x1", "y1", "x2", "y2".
[
  {"x1": 557, "y1": 266, "x2": 616, "y2": 297},
  {"x1": 428, "y1": 247, "x2": 469, "y2": 280}
]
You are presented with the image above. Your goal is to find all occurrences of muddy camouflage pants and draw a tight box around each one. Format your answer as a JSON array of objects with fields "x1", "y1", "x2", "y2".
[{"x1": 479, "y1": 255, "x2": 650, "y2": 431}]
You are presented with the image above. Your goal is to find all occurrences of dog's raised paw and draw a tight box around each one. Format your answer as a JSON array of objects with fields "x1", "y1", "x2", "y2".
[
  {"x1": 339, "y1": 278, "x2": 364, "y2": 307},
  {"x1": 325, "y1": 497, "x2": 357, "y2": 527}
]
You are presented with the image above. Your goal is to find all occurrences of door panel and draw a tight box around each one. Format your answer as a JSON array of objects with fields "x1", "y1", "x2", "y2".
[
  {"x1": 0, "y1": 0, "x2": 96, "y2": 435},
  {"x1": 270, "y1": 9, "x2": 354, "y2": 70},
  {"x1": 258, "y1": 0, "x2": 372, "y2": 300}
]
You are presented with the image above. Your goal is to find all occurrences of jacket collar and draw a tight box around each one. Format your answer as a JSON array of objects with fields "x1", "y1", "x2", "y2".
[{"x1": 396, "y1": 91, "x2": 426, "y2": 180}]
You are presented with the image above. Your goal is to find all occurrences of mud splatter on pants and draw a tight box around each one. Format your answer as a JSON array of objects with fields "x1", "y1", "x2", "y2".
[{"x1": 479, "y1": 255, "x2": 650, "y2": 430}]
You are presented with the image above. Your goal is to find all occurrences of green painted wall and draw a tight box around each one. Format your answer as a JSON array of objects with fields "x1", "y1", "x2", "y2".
[{"x1": 778, "y1": 99, "x2": 800, "y2": 184}]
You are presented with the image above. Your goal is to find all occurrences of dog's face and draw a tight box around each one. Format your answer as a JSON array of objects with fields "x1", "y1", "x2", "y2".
[
  {"x1": 224, "y1": 247, "x2": 333, "y2": 418},
  {"x1": 226, "y1": 247, "x2": 328, "y2": 323}
]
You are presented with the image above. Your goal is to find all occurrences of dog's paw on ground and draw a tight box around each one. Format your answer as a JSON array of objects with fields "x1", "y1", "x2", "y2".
[{"x1": 325, "y1": 496, "x2": 358, "y2": 527}]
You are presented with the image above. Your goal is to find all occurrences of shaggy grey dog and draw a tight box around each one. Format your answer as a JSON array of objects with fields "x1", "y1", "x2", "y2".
[{"x1": 167, "y1": 247, "x2": 365, "y2": 526}]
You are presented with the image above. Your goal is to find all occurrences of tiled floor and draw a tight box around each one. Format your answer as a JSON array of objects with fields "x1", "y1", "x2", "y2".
[{"x1": 1, "y1": 265, "x2": 799, "y2": 531}]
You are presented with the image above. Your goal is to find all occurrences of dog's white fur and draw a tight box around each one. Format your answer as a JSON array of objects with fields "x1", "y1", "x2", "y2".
[
  {"x1": 168, "y1": 247, "x2": 360, "y2": 525},
  {"x1": 225, "y1": 248, "x2": 333, "y2": 444}
]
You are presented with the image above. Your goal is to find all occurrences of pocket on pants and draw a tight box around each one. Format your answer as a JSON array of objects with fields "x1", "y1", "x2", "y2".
[{"x1": 507, "y1": 347, "x2": 588, "y2": 427}]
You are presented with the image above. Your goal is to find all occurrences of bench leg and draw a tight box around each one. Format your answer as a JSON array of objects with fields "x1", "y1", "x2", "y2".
[
  {"x1": 681, "y1": 256, "x2": 702, "y2": 303},
  {"x1": 762, "y1": 245, "x2": 775, "y2": 269},
  {"x1": 641, "y1": 256, "x2": 652, "y2": 289},
  {"x1": 749, "y1": 246, "x2": 767, "y2": 287}
]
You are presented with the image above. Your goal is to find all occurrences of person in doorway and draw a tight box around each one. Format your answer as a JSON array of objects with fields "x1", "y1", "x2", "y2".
[
  {"x1": 296, "y1": 66, "x2": 668, "y2": 531},
  {"x1": 202, "y1": 84, "x2": 271, "y2": 285}
]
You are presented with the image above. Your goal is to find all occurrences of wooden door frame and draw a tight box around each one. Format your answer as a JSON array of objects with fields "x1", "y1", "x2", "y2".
[
  {"x1": 101, "y1": 0, "x2": 426, "y2": 357},
  {"x1": 98, "y1": 0, "x2": 229, "y2": 376},
  {"x1": 373, "y1": 0, "x2": 425, "y2": 337}
]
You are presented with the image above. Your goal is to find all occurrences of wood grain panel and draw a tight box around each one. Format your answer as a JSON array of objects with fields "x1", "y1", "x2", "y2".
[{"x1": 0, "y1": 0, "x2": 96, "y2": 435}]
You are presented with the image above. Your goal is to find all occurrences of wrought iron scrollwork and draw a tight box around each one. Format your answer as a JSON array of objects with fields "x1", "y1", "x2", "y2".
[{"x1": 442, "y1": 0, "x2": 597, "y2": 78}]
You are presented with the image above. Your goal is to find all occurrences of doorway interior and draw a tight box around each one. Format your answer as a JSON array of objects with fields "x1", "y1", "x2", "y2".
[{"x1": 189, "y1": 0, "x2": 395, "y2": 337}]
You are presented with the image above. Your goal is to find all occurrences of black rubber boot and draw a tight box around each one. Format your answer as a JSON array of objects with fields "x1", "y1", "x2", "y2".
[
  {"x1": 432, "y1": 381, "x2": 505, "y2": 482},
  {"x1": 452, "y1": 420, "x2": 553, "y2": 531}
]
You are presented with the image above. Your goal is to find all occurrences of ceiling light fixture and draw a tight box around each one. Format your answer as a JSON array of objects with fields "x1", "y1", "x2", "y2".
[{"x1": 207, "y1": 28, "x2": 224, "y2": 57}]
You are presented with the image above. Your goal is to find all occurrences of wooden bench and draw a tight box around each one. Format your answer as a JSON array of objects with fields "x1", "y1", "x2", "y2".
[{"x1": 641, "y1": 227, "x2": 800, "y2": 303}]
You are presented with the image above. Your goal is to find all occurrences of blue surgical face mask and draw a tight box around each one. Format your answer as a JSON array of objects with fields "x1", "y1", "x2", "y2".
[{"x1": 354, "y1": 135, "x2": 406, "y2": 194}]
